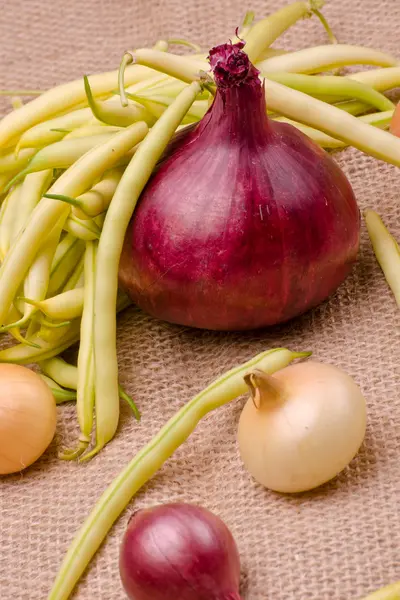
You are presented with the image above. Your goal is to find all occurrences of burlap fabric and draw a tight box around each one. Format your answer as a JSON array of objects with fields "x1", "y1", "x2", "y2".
[{"x1": 0, "y1": 1, "x2": 399, "y2": 599}]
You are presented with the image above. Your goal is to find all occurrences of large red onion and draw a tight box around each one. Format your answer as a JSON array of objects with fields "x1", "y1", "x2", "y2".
[
  {"x1": 119, "y1": 502, "x2": 242, "y2": 600},
  {"x1": 119, "y1": 41, "x2": 360, "y2": 331}
]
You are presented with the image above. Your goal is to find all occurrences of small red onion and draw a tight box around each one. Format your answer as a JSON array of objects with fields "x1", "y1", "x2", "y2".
[
  {"x1": 119, "y1": 41, "x2": 360, "y2": 330},
  {"x1": 119, "y1": 503, "x2": 242, "y2": 600}
]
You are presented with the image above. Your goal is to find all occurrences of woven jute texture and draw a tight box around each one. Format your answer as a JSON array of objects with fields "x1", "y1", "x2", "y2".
[{"x1": 0, "y1": 1, "x2": 399, "y2": 599}]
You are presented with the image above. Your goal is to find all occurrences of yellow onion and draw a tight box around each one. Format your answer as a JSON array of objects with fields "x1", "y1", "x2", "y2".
[
  {"x1": 237, "y1": 360, "x2": 367, "y2": 493},
  {"x1": 0, "y1": 363, "x2": 57, "y2": 474}
]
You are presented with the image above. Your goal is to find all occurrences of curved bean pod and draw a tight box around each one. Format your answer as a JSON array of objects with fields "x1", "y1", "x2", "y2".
[
  {"x1": 48, "y1": 237, "x2": 85, "y2": 296},
  {"x1": 244, "y1": 0, "x2": 323, "y2": 62},
  {"x1": 348, "y1": 66, "x2": 400, "y2": 91},
  {"x1": 72, "y1": 168, "x2": 123, "y2": 219},
  {"x1": 0, "y1": 184, "x2": 21, "y2": 260},
  {"x1": 120, "y1": 49, "x2": 207, "y2": 91},
  {"x1": 266, "y1": 72, "x2": 395, "y2": 112},
  {"x1": 39, "y1": 374, "x2": 77, "y2": 404},
  {"x1": 40, "y1": 357, "x2": 79, "y2": 390},
  {"x1": 0, "y1": 148, "x2": 36, "y2": 173},
  {"x1": 63, "y1": 216, "x2": 101, "y2": 241},
  {"x1": 262, "y1": 80, "x2": 400, "y2": 167},
  {"x1": 364, "y1": 210, "x2": 400, "y2": 306},
  {"x1": 128, "y1": 92, "x2": 208, "y2": 123},
  {"x1": 62, "y1": 255, "x2": 85, "y2": 292},
  {"x1": 84, "y1": 75, "x2": 155, "y2": 127},
  {"x1": 0, "y1": 320, "x2": 81, "y2": 364},
  {"x1": 0, "y1": 122, "x2": 148, "y2": 327},
  {"x1": 84, "y1": 81, "x2": 202, "y2": 460},
  {"x1": 8, "y1": 133, "x2": 117, "y2": 189},
  {"x1": 12, "y1": 169, "x2": 53, "y2": 242},
  {"x1": 63, "y1": 125, "x2": 122, "y2": 140},
  {"x1": 0, "y1": 65, "x2": 155, "y2": 148},
  {"x1": 48, "y1": 348, "x2": 309, "y2": 600},
  {"x1": 61, "y1": 241, "x2": 96, "y2": 459},
  {"x1": 23, "y1": 288, "x2": 84, "y2": 321},
  {"x1": 17, "y1": 107, "x2": 95, "y2": 151},
  {"x1": 258, "y1": 44, "x2": 397, "y2": 74}
]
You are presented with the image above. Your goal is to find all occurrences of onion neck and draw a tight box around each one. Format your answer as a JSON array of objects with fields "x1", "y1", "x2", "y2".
[
  {"x1": 197, "y1": 41, "x2": 271, "y2": 144},
  {"x1": 244, "y1": 369, "x2": 287, "y2": 408}
]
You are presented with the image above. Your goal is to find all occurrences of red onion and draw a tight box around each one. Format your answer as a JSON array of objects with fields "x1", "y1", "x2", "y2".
[
  {"x1": 119, "y1": 502, "x2": 242, "y2": 600},
  {"x1": 119, "y1": 41, "x2": 360, "y2": 330}
]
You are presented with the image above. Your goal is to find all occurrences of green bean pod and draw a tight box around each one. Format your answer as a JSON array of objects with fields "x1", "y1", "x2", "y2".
[
  {"x1": 44, "y1": 167, "x2": 123, "y2": 221},
  {"x1": 244, "y1": 0, "x2": 324, "y2": 62},
  {"x1": 127, "y1": 92, "x2": 208, "y2": 123},
  {"x1": 12, "y1": 169, "x2": 53, "y2": 243},
  {"x1": 0, "y1": 123, "x2": 149, "y2": 328},
  {"x1": 62, "y1": 255, "x2": 85, "y2": 291},
  {"x1": 3, "y1": 304, "x2": 39, "y2": 347},
  {"x1": 118, "y1": 384, "x2": 141, "y2": 420},
  {"x1": 273, "y1": 109, "x2": 393, "y2": 149},
  {"x1": 84, "y1": 75, "x2": 155, "y2": 127},
  {"x1": 84, "y1": 81, "x2": 203, "y2": 460},
  {"x1": 120, "y1": 50, "x2": 207, "y2": 93},
  {"x1": 316, "y1": 67, "x2": 400, "y2": 106},
  {"x1": 8, "y1": 133, "x2": 117, "y2": 189},
  {"x1": 262, "y1": 80, "x2": 400, "y2": 167},
  {"x1": 258, "y1": 44, "x2": 397, "y2": 74},
  {"x1": 359, "y1": 110, "x2": 394, "y2": 128},
  {"x1": 16, "y1": 107, "x2": 95, "y2": 151},
  {"x1": 0, "y1": 184, "x2": 21, "y2": 260},
  {"x1": 0, "y1": 320, "x2": 81, "y2": 364},
  {"x1": 138, "y1": 78, "x2": 209, "y2": 100},
  {"x1": 39, "y1": 357, "x2": 78, "y2": 390},
  {"x1": 123, "y1": 74, "x2": 170, "y2": 97},
  {"x1": 8, "y1": 219, "x2": 66, "y2": 332},
  {"x1": 233, "y1": 9, "x2": 255, "y2": 40},
  {"x1": 25, "y1": 318, "x2": 40, "y2": 339},
  {"x1": 11, "y1": 97, "x2": 24, "y2": 110},
  {"x1": 64, "y1": 215, "x2": 101, "y2": 241},
  {"x1": 0, "y1": 65, "x2": 155, "y2": 148},
  {"x1": 0, "y1": 173, "x2": 15, "y2": 195},
  {"x1": 73, "y1": 168, "x2": 123, "y2": 219},
  {"x1": 256, "y1": 48, "x2": 289, "y2": 63},
  {"x1": 48, "y1": 236, "x2": 85, "y2": 296},
  {"x1": 23, "y1": 287, "x2": 84, "y2": 321},
  {"x1": 51, "y1": 232, "x2": 78, "y2": 269},
  {"x1": 62, "y1": 241, "x2": 97, "y2": 459},
  {"x1": 166, "y1": 38, "x2": 202, "y2": 52},
  {"x1": 48, "y1": 347, "x2": 309, "y2": 599},
  {"x1": 63, "y1": 125, "x2": 122, "y2": 140},
  {"x1": 0, "y1": 148, "x2": 36, "y2": 173},
  {"x1": 39, "y1": 374, "x2": 77, "y2": 404},
  {"x1": 152, "y1": 40, "x2": 169, "y2": 52},
  {"x1": 37, "y1": 321, "x2": 75, "y2": 343},
  {"x1": 334, "y1": 100, "x2": 371, "y2": 116},
  {"x1": 266, "y1": 73, "x2": 395, "y2": 112},
  {"x1": 364, "y1": 210, "x2": 400, "y2": 306},
  {"x1": 349, "y1": 66, "x2": 400, "y2": 92}
]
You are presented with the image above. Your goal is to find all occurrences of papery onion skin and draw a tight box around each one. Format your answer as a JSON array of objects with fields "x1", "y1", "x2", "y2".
[
  {"x1": 119, "y1": 41, "x2": 360, "y2": 331},
  {"x1": 237, "y1": 361, "x2": 367, "y2": 493},
  {"x1": 0, "y1": 363, "x2": 57, "y2": 475},
  {"x1": 119, "y1": 502, "x2": 242, "y2": 600}
]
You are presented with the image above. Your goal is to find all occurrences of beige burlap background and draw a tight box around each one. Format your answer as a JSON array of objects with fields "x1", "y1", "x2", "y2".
[{"x1": 0, "y1": 1, "x2": 399, "y2": 599}]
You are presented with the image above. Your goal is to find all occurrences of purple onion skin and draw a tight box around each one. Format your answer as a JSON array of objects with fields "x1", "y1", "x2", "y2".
[
  {"x1": 119, "y1": 503, "x2": 242, "y2": 600},
  {"x1": 119, "y1": 42, "x2": 360, "y2": 331}
]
